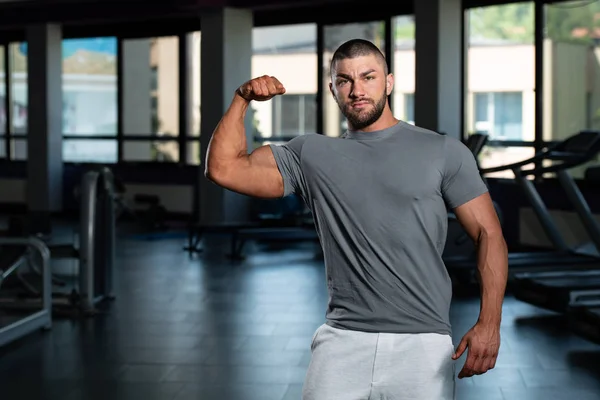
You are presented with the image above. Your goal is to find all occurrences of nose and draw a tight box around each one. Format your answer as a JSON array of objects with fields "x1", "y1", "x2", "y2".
[{"x1": 350, "y1": 81, "x2": 366, "y2": 98}]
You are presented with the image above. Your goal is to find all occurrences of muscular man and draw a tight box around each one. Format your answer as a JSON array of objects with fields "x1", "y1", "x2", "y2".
[{"x1": 205, "y1": 39, "x2": 508, "y2": 399}]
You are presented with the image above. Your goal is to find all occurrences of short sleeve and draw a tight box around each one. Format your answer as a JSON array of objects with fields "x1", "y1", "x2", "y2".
[
  {"x1": 441, "y1": 136, "x2": 489, "y2": 209},
  {"x1": 268, "y1": 135, "x2": 311, "y2": 197}
]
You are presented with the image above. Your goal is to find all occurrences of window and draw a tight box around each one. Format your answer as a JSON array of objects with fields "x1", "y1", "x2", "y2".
[
  {"x1": 466, "y1": 2, "x2": 535, "y2": 178},
  {"x1": 392, "y1": 15, "x2": 415, "y2": 125},
  {"x1": 186, "y1": 31, "x2": 201, "y2": 165},
  {"x1": 61, "y1": 37, "x2": 118, "y2": 163},
  {"x1": 10, "y1": 43, "x2": 27, "y2": 137},
  {"x1": 544, "y1": 0, "x2": 600, "y2": 177},
  {"x1": 150, "y1": 66, "x2": 158, "y2": 92},
  {"x1": 0, "y1": 44, "x2": 5, "y2": 157},
  {"x1": 252, "y1": 24, "x2": 317, "y2": 144},
  {"x1": 122, "y1": 36, "x2": 179, "y2": 162},
  {"x1": 322, "y1": 21, "x2": 385, "y2": 137},
  {"x1": 271, "y1": 94, "x2": 317, "y2": 137},
  {"x1": 404, "y1": 93, "x2": 414, "y2": 125},
  {"x1": 62, "y1": 140, "x2": 117, "y2": 163},
  {"x1": 473, "y1": 92, "x2": 523, "y2": 140},
  {"x1": 478, "y1": 146, "x2": 535, "y2": 179}
]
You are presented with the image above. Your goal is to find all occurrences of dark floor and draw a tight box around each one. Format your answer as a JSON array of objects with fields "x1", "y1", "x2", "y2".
[{"x1": 0, "y1": 234, "x2": 599, "y2": 400}]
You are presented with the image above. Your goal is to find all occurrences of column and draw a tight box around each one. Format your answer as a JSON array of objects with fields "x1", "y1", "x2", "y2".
[
  {"x1": 122, "y1": 39, "x2": 152, "y2": 135},
  {"x1": 26, "y1": 24, "x2": 63, "y2": 233},
  {"x1": 198, "y1": 8, "x2": 253, "y2": 224},
  {"x1": 414, "y1": 0, "x2": 463, "y2": 139}
]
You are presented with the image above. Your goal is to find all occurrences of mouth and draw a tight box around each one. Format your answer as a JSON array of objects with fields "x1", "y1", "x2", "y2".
[{"x1": 350, "y1": 101, "x2": 371, "y2": 109}]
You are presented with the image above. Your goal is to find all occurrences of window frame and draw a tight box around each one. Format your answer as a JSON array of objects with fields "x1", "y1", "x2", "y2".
[{"x1": 0, "y1": 0, "x2": 580, "y2": 183}]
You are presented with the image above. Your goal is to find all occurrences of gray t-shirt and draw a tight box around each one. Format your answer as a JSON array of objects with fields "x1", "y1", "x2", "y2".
[{"x1": 269, "y1": 120, "x2": 488, "y2": 335}]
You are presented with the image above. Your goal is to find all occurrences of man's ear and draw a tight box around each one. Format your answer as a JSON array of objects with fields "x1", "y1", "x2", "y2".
[
  {"x1": 329, "y1": 82, "x2": 335, "y2": 98},
  {"x1": 386, "y1": 73, "x2": 394, "y2": 96}
]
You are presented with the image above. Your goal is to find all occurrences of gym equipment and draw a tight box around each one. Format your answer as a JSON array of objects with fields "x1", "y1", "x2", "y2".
[
  {"x1": 75, "y1": 167, "x2": 116, "y2": 311},
  {"x1": 563, "y1": 165, "x2": 600, "y2": 344},
  {"x1": 0, "y1": 236, "x2": 52, "y2": 347},
  {"x1": 185, "y1": 221, "x2": 318, "y2": 259},
  {"x1": 511, "y1": 269, "x2": 600, "y2": 312},
  {"x1": 464, "y1": 132, "x2": 489, "y2": 156},
  {"x1": 445, "y1": 130, "x2": 600, "y2": 273},
  {"x1": 507, "y1": 135, "x2": 600, "y2": 313},
  {"x1": 0, "y1": 167, "x2": 116, "y2": 316},
  {"x1": 134, "y1": 194, "x2": 168, "y2": 231},
  {"x1": 568, "y1": 306, "x2": 600, "y2": 345},
  {"x1": 186, "y1": 192, "x2": 315, "y2": 258}
]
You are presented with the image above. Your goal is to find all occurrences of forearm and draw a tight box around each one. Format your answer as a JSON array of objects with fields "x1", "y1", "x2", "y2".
[
  {"x1": 205, "y1": 93, "x2": 250, "y2": 175},
  {"x1": 475, "y1": 231, "x2": 508, "y2": 327}
]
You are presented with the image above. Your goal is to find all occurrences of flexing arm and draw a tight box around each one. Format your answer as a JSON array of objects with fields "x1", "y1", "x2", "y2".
[
  {"x1": 205, "y1": 76, "x2": 286, "y2": 198},
  {"x1": 451, "y1": 192, "x2": 508, "y2": 378}
]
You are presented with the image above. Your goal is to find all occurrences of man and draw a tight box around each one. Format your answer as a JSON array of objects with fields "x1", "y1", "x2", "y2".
[{"x1": 205, "y1": 39, "x2": 508, "y2": 399}]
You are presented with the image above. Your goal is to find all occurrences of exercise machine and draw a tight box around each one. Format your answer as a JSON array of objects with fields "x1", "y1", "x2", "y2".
[
  {"x1": 568, "y1": 306, "x2": 600, "y2": 344},
  {"x1": 507, "y1": 135, "x2": 600, "y2": 313},
  {"x1": 444, "y1": 130, "x2": 600, "y2": 274},
  {"x1": 185, "y1": 191, "x2": 317, "y2": 259},
  {"x1": 0, "y1": 167, "x2": 116, "y2": 316},
  {"x1": 565, "y1": 166, "x2": 600, "y2": 344},
  {"x1": 185, "y1": 219, "x2": 318, "y2": 259},
  {"x1": 464, "y1": 132, "x2": 489, "y2": 156},
  {"x1": 0, "y1": 236, "x2": 52, "y2": 347},
  {"x1": 75, "y1": 167, "x2": 116, "y2": 311}
]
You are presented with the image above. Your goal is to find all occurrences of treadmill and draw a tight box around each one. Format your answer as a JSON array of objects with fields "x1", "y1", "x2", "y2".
[
  {"x1": 567, "y1": 166, "x2": 600, "y2": 343},
  {"x1": 568, "y1": 306, "x2": 600, "y2": 345},
  {"x1": 509, "y1": 139, "x2": 600, "y2": 314},
  {"x1": 444, "y1": 130, "x2": 600, "y2": 273}
]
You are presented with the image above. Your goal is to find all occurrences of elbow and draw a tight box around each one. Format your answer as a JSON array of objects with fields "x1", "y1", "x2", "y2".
[
  {"x1": 204, "y1": 165, "x2": 215, "y2": 181},
  {"x1": 478, "y1": 230, "x2": 508, "y2": 257},
  {"x1": 204, "y1": 163, "x2": 224, "y2": 184},
  {"x1": 475, "y1": 225, "x2": 505, "y2": 246},
  {"x1": 204, "y1": 153, "x2": 221, "y2": 182},
  {"x1": 204, "y1": 150, "x2": 224, "y2": 183},
  {"x1": 204, "y1": 147, "x2": 222, "y2": 183},
  {"x1": 205, "y1": 159, "x2": 235, "y2": 187},
  {"x1": 204, "y1": 161, "x2": 214, "y2": 181}
]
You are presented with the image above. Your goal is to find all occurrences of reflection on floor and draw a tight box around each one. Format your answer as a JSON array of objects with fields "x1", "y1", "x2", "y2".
[{"x1": 0, "y1": 236, "x2": 599, "y2": 400}]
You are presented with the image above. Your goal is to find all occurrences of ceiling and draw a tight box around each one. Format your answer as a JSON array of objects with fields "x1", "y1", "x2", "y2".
[{"x1": 0, "y1": 0, "x2": 557, "y2": 36}]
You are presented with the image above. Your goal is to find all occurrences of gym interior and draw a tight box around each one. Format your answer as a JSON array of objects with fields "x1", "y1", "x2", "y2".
[{"x1": 0, "y1": 0, "x2": 599, "y2": 398}]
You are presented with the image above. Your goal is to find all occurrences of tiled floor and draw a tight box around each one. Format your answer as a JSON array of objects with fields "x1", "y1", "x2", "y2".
[{"x1": 0, "y1": 234, "x2": 599, "y2": 400}]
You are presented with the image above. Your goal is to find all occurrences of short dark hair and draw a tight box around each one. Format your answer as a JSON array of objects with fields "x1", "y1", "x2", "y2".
[{"x1": 330, "y1": 39, "x2": 388, "y2": 76}]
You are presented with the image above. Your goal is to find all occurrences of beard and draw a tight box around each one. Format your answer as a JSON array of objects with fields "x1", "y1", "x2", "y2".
[{"x1": 336, "y1": 91, "x2": 387, "y2": 130}]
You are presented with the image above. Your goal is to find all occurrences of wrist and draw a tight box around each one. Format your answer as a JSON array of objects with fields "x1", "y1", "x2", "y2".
[
  {"x1": 477, "y1": 315, "x2": 501, "y2": 328},
  {"x1": 231, "y1": 91, "x2": 251, "y2": 114},
  {"x1": 234, "y1": 88, "x2": 251, "y2": 103}
]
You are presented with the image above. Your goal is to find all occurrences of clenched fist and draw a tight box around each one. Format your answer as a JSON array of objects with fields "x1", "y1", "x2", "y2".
[{"x1": 236, "y1": 75, "x2": 286, "y2": 102}]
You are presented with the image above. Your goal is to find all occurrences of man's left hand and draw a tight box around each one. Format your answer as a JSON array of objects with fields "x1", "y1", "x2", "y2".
[{"x1": 452, "y1": 322, "x2": 500, "y2": 378}]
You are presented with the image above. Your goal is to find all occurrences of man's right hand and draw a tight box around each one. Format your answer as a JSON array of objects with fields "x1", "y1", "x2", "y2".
[{"x1": 237, "y1": 75, "x2": 286, "y2": 102}]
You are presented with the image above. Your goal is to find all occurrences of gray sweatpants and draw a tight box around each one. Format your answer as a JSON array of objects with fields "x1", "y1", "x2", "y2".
[{"x1": 303, "y1": 323, "x2": 456, "y2": 400}]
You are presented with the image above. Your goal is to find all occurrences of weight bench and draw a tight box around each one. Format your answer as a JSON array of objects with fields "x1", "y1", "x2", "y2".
[
  {"x1": 232, "y1": 227, "x2": 319, "y2": 259},
  {"x1": 184, "y1": 222, "x2": 319, "y2": 259},
  {"x1": 184, "y1": 222, "x2": 264, "y2": 255}
]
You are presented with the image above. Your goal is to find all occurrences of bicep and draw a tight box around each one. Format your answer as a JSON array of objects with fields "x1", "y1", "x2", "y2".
[
  {"x1": 210, "y1": 145, "x2": 285, "y2": 199},
  {"x1": 452, "y1": 192, "x2": 502, "y2": 242}
]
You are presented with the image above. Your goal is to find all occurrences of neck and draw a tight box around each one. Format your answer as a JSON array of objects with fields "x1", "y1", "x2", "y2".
[{"x1": 348, "y1": 106, "x2": 398, "y2": 133}]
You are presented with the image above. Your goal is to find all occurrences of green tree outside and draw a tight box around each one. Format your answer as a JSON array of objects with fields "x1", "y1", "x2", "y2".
[{"x1": 393, "y1": 1, "x2": 600, "y2": 44}]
